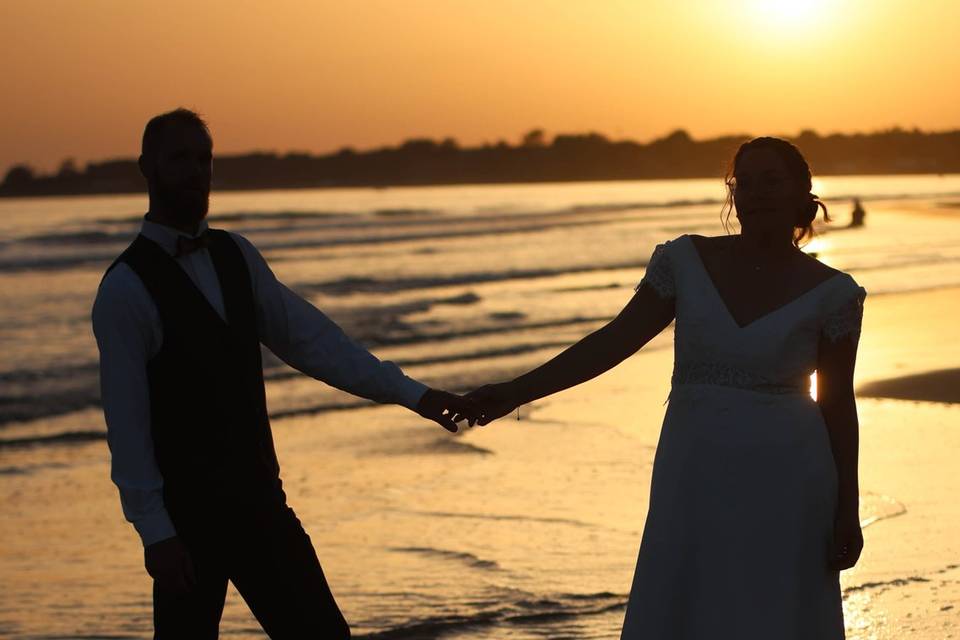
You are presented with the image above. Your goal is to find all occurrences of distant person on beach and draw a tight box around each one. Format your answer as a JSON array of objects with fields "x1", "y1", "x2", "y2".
[
  {"x1": 850, "y1": 197, "x2": 866, "y2": 227},
  {"x1": 91, "y1": 108, "x2": 477, "y2": 638},
  {"x1": 467, "y1": 137, "x2": 866, "y2": 638}
]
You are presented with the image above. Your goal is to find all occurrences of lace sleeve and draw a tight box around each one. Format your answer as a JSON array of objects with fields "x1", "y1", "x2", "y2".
[
  {"x1": 635, "y1": 242, "x2": 675, "y2": 299},
  {"x1": 822, "y1": 286, "x2": 866, "y2": 343}
]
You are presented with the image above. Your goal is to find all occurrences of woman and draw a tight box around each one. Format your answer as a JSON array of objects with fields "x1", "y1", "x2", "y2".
[{"x1": 467, "y1": 137, "x2": 865, "y2": 638}]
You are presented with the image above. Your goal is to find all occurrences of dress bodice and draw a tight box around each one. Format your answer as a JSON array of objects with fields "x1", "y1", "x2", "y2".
[{"x1": 639, "y1": 235, "x2": 866, "y2": 395}]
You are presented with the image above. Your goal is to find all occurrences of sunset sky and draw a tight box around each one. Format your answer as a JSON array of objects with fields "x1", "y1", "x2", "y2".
[{"x1": 2, "y1": 0, "x2": 958, "y2": 175}]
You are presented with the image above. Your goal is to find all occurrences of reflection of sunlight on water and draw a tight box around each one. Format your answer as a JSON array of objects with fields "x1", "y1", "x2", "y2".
[
  {"x1": 804, "y1": 235, "x2": 829, "y2": 258},
  {"x1": 859, "y1": 492, "x2": 907, "y2": 529},
  {"x1": 812, "y1": 177, "x2": 827, "y2": 198}
]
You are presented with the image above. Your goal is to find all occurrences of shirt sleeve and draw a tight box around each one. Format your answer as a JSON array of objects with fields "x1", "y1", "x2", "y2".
[
  {"x1": 230, "y1": 233, "x2": 428, "y2": 410},
  {"x1": 635, "y1": 241, "x2": 675, "y2": 299},
  {"x1": 92, "y1": 266, "x2": 177, "y2": 547},
  {"x1": 822, "y1": 282, "x2": 867, "y2": 343}
]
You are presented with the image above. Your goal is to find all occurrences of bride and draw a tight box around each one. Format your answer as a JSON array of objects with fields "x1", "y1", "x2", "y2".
[{"x1": 466, "y1": 137, "x2": 865, "y2": 638}]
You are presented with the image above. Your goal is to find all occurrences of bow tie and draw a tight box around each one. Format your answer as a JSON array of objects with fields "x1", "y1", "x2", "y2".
[{"x1": 175, "y1": 231, "x2": 210, "y2": 257}]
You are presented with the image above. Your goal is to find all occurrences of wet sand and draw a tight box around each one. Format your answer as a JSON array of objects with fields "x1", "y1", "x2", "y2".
[{"x1": 841, "y1": 286, "x2": 960, "y2": 637}]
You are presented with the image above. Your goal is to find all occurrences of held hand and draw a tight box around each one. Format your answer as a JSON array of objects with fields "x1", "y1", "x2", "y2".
[
  {"x1": 416, "y1": 388, "x2": 480, "y2": 432},
  {"x1": 466, "y1": 382, "x2": 522, "y2": 426},
  {"x1": 145, "y1": 535, "x2": 196, "y2": 594},
  {"x1": 828, "y1": 511, "x2": 864, "y2": 571}
]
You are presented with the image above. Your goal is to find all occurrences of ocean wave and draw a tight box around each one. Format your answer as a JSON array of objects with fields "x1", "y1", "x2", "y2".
[
  {"x1": 374, "y1": 208, "x2": 439, "y2": 217},
  {"x1": 571, "y1": 198, "x2": 722, "y2": 213},
  {"x1": 365, "y1": 316, "x2": 610, "y2": 347},
  {"x1": 303, "y1": 264, "x2": 643, "y2": 296},
  {"x1": 842, "y1": 253, "x2": 960, "y2": 273},
  {"x1": 844, "y1": 562, "x2": 959, "y2": 596},
  {"x1": 354, "y1": 590, "x2": 627, "y2": 639},
  {"x1": 0, "y1": 363, "x2": 98, "y2": 383},
  {"x1": 0, "y1": 213, "x2": 650, "y2": 273},
  {"x1": 843, "y1": 575, "x2": 931, "y2": 595},
  {"x1": 823, "y1": 190, "x2": 960, "y2": 204},
  {"x1": 859, "y1": 492, "x2": 907, "y2": 528},
  {"x1": 0, "y1": 252, "x2": 122, "y2": 273},
  {"x1": 389, "y1": 547, "x2": 502, "y2": 571},
  {"x1": 18, "y1": 230, "x2": 132, "y2": 246},
  {"x1": 97, "y1": 208, "x2": 438, "y2": 226},
  {"x1": 0, "y1": 194, "x2": 752, "y2": 274},
  {"x1": 399, "y1": 508, "x2": 610, "y2": 531},
  {"x1": 0, "y1": 430, "x2": 105, "y2": 450},
  {"x1": 0, "y1": 461, "x2": 71, "y2": 475},
  {"x1": 0, "y1": 395, "x2": 101, "y2": 428},
  {"x1": 17, "y1": 635, "x2": 141, "y2": 640},
  {"x1": 355, "y1": 612, "x2": 500, "y2": 640},
  {"x1": 0, "y1": 363, "x2": 101, "y2": 427}
]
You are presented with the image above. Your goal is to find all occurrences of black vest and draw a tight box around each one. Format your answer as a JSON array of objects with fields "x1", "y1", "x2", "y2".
[{"x1": 107, "y1": 230, "x2": 282, "y2": 530}]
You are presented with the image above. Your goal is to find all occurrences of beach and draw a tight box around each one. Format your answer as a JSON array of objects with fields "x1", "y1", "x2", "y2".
[
  {"x1": 1, "y1": 179, "x2": 959, "y2": 638},
  {"x1": 839, "y1": 284, "x2": 960, "y2": 638}
]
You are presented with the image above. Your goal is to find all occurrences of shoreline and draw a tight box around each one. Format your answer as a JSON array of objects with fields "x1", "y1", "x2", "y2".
[{"x1": 2, "y1": 172, "x2": 959, "y2": 200}]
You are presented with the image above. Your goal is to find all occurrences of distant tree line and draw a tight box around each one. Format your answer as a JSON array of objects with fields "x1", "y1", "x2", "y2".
[{"x1": 2, "y1": 127, "x2": 959, "y2": 197}]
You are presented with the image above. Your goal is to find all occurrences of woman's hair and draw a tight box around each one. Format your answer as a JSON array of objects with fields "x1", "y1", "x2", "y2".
[{"x1": 721, "y1": 136, "x2": 830, "y2": 247}]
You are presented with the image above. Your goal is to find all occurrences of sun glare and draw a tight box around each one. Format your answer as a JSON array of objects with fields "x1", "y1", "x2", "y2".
[{"x1": 752, "y1": 0, "x2": 829, "y2": 28}]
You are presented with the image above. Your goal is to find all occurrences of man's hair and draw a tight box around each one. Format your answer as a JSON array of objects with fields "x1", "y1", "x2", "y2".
[{"x1": 141, "y1": 108, "x2": 211, "y2": 159}]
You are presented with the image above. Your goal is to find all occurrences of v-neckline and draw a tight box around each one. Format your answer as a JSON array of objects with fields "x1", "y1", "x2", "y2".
[{"x1": 683, "y1": 235, "x2": 842, "y2": 330}]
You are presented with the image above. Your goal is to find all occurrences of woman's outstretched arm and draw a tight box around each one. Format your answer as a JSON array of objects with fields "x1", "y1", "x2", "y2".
[
  {"x1": 468, "y1": 284, "x2": 675, "y2": 424},
  {"x1": 817, "y1": 334, "x2": 864, "y2": 570}
]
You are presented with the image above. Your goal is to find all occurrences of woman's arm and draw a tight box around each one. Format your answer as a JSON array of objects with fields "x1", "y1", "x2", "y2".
[
  {"x1": 816, "y1": 333, "x2": 864, "y2": 570},
  {"x1": 470, "y1": 284, "x2": 675, "y2": 423}
]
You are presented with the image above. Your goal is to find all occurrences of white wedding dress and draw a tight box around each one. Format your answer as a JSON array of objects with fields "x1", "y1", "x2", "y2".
[{"x1": 620, "y1": 235, "x2": 865, "y2": 639}]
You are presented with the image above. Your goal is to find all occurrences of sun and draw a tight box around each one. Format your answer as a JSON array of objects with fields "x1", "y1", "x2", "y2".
[{"x1": 752, "y1": 0, "x2": 829, "y2": 28}]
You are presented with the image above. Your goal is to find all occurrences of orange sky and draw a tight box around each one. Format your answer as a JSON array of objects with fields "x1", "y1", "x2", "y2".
[{"x1": 2, "y1": 0, "x2": 958, "y2": 175}]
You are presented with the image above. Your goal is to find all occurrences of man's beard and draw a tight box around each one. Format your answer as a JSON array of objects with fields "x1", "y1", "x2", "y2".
[{"x1": 153, "y1": 182, "x2": 210, "y2": 227}]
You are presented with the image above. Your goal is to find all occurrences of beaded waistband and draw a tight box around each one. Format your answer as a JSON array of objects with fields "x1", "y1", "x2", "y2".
[{"x1": 671, "y1": 361, "x2": 810, "y2": 395}]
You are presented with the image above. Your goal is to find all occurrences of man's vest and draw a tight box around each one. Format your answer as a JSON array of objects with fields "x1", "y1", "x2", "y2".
[{"x1": 107, "y1": 230, "x2": 282, "y2": 535}]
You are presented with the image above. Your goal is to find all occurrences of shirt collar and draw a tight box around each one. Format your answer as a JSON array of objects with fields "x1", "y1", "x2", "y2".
[{"x1": 140, "y1": 217, "x2": 210, "y2": 256}]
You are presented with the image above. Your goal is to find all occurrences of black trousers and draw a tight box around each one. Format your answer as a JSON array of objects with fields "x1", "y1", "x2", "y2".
[{"x1": 153, "y1": 495, "x2": 350, "y2": 639}]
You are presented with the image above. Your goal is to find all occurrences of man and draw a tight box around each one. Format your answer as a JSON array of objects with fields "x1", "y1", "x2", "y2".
[{"x1": 92, "y1": 108, "x2": 476, "y2": 638}]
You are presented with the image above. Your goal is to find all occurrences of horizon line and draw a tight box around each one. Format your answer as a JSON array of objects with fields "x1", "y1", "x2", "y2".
[{"x1": 7, "y1": 123, "x2": 960, "y2": 176}]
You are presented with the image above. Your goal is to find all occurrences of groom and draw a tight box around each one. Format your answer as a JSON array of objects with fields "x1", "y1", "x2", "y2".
[{"x1": 92, "y1": 108, "x2": 475, "y2": 638}]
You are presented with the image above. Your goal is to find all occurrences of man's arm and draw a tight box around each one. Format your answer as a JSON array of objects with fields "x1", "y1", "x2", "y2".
[
  {"x1": 92, "y1": 268, "x2": 176, "y2": 545},
  {"x1": 231, "y1": 235, "x2": 426, "y2": 404},
  {"x1": 231, "y1": 234, "x2": 474, "y2": 430},
  {"x1": 93, "y1": 268, "x2": 197, "y2": 591}
]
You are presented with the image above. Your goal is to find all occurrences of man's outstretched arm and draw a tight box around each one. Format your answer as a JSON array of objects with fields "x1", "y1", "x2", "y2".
[{"x1": 232, "y1": 234, "x2": 476, "y2": 430}]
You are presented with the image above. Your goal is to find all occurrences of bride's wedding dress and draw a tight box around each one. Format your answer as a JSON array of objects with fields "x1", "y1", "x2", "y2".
[{"x1": 621, "y1": 234, "x2": 865, "y2": 639}]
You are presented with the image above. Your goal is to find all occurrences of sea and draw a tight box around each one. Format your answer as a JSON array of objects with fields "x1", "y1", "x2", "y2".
[{"x1": 1, "y1": 175, "x2": 959, "y2": 638}]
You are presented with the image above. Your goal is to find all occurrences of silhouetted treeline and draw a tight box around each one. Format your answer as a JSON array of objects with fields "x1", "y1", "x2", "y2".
[{"x1": 3, "y1": 127, "x2": 959, "y2": 197}]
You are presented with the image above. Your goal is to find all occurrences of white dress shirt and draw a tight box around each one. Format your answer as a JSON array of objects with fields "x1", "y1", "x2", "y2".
[{"x1": 92, "y1": 219, "x2": 427, "y2": 547}]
